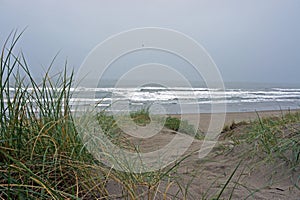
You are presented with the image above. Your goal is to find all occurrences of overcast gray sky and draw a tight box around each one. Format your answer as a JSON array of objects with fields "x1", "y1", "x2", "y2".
[{"x1": 1, "y1": 0, "x2": 300, "y2": 84}]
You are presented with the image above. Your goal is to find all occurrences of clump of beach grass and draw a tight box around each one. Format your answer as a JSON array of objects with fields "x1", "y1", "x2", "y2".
[
  {"x1": 164, "y1": 116, "x2": 204, "y2": 139},
  {"x1": 0, "y1": 30, "x2": 103, "y2": 199},
  {"x1": 246, "y1": 111, "x2": 300, "y2": 168},
  {"x1": 0, "y1": 30, "x2": 202, "y2": 199},
  {"x1": 130, "y1": 108, "x2": 151, "y2": 126}
]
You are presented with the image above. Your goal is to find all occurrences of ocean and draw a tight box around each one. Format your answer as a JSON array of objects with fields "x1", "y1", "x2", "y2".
[{"x1": 70, "y1": 82, "x2": 300, "y2": 114}]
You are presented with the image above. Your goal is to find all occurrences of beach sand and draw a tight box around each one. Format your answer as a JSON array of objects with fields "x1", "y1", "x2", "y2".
[
  {"x1": 108, "y1": 109, "x2": 300, "y2": 199},
  {"x1": 164, "y1": 109, "x2": 300, "y2": 199},
  {"x1": 171, "y1": 109, "x2": 300, "y2": 133}
]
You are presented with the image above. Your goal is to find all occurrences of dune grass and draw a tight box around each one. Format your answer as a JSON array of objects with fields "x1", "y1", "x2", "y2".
[
  {"x1": 222, "y1": 111, "x2": 300, "y2": 169},
  {"x1": 0, "y1": 31, "x2": 205, "y2": 199},
  {"x1": 247, "y1": 111, "x2": 300, "y2": 168},
  {"x1": 0, "y1": 30, "x2": 99, "y2": 199}
]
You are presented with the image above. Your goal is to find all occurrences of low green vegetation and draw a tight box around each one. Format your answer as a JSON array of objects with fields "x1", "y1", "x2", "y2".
[
  {"x1": 130, "y1": 108, "x2": 151, "y2": 126},
  {"x1": 98, "y1": 108, "x2": 202, "y2": 139},
  {"x1": 164, "y1": 116, "x2": 203, "y2": 139}
]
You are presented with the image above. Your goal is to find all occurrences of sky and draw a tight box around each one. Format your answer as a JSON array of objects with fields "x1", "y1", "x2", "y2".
[{"x1": 1, "y1": 0, "x2": 300, "y2": 85}]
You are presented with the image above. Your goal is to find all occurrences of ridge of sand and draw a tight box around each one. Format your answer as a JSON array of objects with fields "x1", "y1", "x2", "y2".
[
  {"x1": 165, "y1": 109, "x2": 300, "y2": 199},
  {"x1": 107, "y1": 109, "x2": 300, "y2": 199}
]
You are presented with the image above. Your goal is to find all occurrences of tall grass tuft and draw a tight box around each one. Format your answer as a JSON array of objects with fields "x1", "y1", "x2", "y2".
[
  {"x1": 0, "y1": 31, "x2": 199, "y2": 199},
  {"x1": 0, "y1": 30, "x2": 101, "y2": 199}
]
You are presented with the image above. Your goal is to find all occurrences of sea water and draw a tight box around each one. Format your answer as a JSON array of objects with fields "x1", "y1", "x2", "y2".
[{"x1": 70, "y1": 82, "x2": 300, "y2": 114}]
